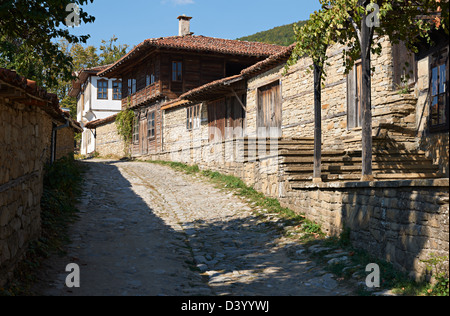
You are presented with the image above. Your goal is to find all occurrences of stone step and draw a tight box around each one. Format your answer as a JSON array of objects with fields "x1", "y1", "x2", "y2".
[
  {"x1": 284, "y1": 163, "x2": 439, "y2": 173},
  {"x1": 281, "y1": 156, "x2": 433, "y2": 164},
  {"x1": 288, "y1": 171, "x2": 442, "y2": 186},
  {"x1": 373, "y1": 172, "x2": 442, "y2": 180}
]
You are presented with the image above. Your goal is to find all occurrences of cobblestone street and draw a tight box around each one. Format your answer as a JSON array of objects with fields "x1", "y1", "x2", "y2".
[{"x1": 34, "y1": 159, "x2": 356, "y2": 296}]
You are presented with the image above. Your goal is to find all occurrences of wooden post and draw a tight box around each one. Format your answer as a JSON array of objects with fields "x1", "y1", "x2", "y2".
[
  {"x1": 313, "y1": 63, "x2": 322, "y2": 183},
  {"x1": 360, "y1": 13, "x2": 374, "y2": 181}
]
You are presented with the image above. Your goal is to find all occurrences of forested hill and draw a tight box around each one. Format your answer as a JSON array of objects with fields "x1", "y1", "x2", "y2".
[{"x1": 236, "y1": 20, "x2": 307, "y2": 46}]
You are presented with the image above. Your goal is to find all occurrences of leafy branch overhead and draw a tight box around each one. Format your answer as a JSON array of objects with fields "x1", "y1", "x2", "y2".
[
  {"x1": 287, "y1": 0, "x2": 448, "y2": 77},
  {"x1": 0, "y1": 0, "x2": 95, "y2": 89}
]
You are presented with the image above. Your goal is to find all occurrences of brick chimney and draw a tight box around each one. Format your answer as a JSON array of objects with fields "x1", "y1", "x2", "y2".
[{"x1": 177, "y1": 15, "x2": 193, "y2": 36}]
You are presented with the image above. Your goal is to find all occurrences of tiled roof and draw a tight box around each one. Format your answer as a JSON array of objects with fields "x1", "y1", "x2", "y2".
[
  {"x1": 99, "y1": 35, "x2": 285, "y2": 77},
  {"x1": 171, "y1": 44, "x2": 294, "y2": 105},
  {"x1": 180, "y1": 74, "x2": 244, "y2": 101},
  {"x1": 85, "y1": 113, "x2": 118, "y2": 129},
  {"x1": 241, "y1": 43, "x2": 295, "y2": 78},
  {"x1": 0, "y1": 68, "x2": 82, "y2": 131},
  {"x1": 0, "y1": 68, "x2": 59, "y2": 107}
]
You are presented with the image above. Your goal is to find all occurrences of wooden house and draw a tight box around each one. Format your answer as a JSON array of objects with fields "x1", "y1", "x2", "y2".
[{"x1": 98, "y1": 16, "x2": 284, "y2": 157}]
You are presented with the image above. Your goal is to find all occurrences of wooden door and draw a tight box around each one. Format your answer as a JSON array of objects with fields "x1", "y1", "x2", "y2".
[
  {"x1": 208, "y1": 99, "x2": 226, "y2": 142},
  {"x1": 257, "y1": 81, "x2": 282, "y2": 137},
  {"x1": 139, "y1": 118, "x2": 148, "y2": 155}
]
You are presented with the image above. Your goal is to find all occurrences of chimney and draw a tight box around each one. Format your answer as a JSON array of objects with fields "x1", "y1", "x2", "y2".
[{"x1": 177, "y1": 15, "x2": 193, "y2": 36}]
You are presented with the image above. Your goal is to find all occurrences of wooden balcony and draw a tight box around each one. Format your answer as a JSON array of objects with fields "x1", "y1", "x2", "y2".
[{"x1": 122, "y1": 82, "x2": 162, "y2": 110}]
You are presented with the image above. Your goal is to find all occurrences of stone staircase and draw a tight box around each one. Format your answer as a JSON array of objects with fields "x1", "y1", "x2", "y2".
[{"x1": 238, "y1": 137, "x2": 443, "y2": 189}]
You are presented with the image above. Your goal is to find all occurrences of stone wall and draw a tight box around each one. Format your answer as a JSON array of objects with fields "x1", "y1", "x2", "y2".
[
  {"x1": 56, "y1": 125, "x2": 75, "y2": 160},
  {"x1": 246, "y1": 38, "x2": 426, "y2": 153},
  {"x1": 279, "y1": 179, "x2": 449, "y2": 280},
  {"x1": 0, "y1": 101, "x2": 52, "y2": 287},
  {"x1": 145, "y1": 140, "x2": 449, "y2": 279},
  {"x1": 95, "y1": 121, "x2": 126, "y2": 159}
]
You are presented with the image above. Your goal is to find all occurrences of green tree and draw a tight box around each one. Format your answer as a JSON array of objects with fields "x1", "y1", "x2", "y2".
[
  {"x1": 0, "y1": 0, "x2": 95, "y2": 89},
  {"x1": 99, "y1": 35, "x2": 129, "y2": 66},
  {"x1": 286, "y1": 8, "x2": 336, "y2": 182},
  {"x1": 288, "y1": 0, "x2": 448, "y2": 180}
]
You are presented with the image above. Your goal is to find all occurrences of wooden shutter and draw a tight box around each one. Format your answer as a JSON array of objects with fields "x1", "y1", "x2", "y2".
[
  {"x1": 258, "y1": 81, "x2": 281, "y2": 136},
  {"x1": 392, "y1": 41, "x2": 417, "y2": 88},
  {"x1": 347, "y1": 62, "x2": 362, "y2": 129}
]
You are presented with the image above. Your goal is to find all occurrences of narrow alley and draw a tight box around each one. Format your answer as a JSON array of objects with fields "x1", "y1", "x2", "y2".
[{"x1": 34, "y1": 159, "x2": 355, "y2": 296}]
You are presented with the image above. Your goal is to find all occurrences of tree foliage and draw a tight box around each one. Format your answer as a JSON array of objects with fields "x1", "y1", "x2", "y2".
[
  {"x1": 0, "y1": 0, "x2": 95, "y2": 89},
  {"x1": 288, "y1": 0, "x2": 448, "y2": 77},
  {"x1": 99, "y1": 36, "x2": 129, "y2": 66},
  {"x1": 237, "y1": 20, "x2": 307, "y2": 46}
]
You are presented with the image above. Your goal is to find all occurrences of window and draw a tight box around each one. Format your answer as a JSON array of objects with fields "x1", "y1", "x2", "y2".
[
  {"x1": 133, "y1": 115, "x2": 139, "y2": 144},
  {"x1": 172, "y1": 61, "x2": 182, "y2": 82},
  {"x1": 146, "y1": 63, "x2": 156, "y2": 86},
  {"x1": 146, "y1": 74, "x2": 155, "y2": 86},
  {"x1": 97, "y1": 80, "x2": 108, "y2": 99},
  {"x1": 147, "y1": 111, "x2": 156, "y2": 139},
  {"x1": 430, "y1": 48, "x2": 449, "y2": 131},
  {"x1": 187, "y1": 104, "x2": 201, "y2": 130},
  {"x1": 347, "y1": 61, "x2": 362, "y2": 129},
  {"x1": 392, "y1": 41, "x2": 417, "y2": 89},
  {"x1": 113, "y1": 80, "x2": 122, "y2": 100},
  {"x1": 128, "y1": 78, "x2": 136, "y2": 95}
]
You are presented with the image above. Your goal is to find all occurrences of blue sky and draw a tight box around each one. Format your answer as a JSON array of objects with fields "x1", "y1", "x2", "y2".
[{"x1": 71, "y1": 0, "x2": 322, "y2": 48}]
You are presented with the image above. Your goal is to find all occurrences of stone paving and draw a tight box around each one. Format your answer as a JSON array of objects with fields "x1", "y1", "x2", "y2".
[{"x1": 34, "y1": 159, "x2": 358, "y2": 296}]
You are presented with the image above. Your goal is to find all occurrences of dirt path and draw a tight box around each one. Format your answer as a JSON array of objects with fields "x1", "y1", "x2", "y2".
[{"x1": 33, "y1": 159, "x2": 355, "y2": 296}]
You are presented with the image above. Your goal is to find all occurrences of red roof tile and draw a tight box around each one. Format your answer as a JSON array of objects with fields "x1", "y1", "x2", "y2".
[
  {"x1": 99, "y1": 35, "x2": 285, "y2": 77},
  {"x1": 0, "y1": 68, "x2": 82, "y2": 132},
  {"x1": 85, "y1": 113, "x2": 118, "y2": 129}
]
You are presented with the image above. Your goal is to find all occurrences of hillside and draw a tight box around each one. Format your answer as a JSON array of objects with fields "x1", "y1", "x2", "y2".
[{"x1": 237, "y1": 20, "x2": 307, "y2": 46}]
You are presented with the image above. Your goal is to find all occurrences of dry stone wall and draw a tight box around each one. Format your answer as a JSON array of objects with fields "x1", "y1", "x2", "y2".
[
  {"x1": 95, "y1": 121, "x2": 126, "y2": 159},
  {"x1": 0, "y1": 101, "x2": 53, "y2": 287}
]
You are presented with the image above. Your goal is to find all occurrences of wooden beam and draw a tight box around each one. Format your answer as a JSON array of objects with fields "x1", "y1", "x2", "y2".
[
  {"x1": 0, "y1": 86, "x2": 22, "y2": 98},
  {"x1": 360, "y1": 11, "x2": 374, "y2": 181},
  {"x1": 313, "y1": 63, "x2": 322, "y2": 183},
  {"x1": 230, "y1": 88, "x2": 246, "y2": 111}
]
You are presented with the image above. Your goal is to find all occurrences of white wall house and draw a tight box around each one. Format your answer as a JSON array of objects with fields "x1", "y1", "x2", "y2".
[{"x1": 69, "y1": 65, "x2": 122, "y2": 155}]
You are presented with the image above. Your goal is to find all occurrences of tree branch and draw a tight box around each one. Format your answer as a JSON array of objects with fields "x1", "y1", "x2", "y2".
[{"x1": 348, "y1": 15, "x2": 362, "y2": 46}]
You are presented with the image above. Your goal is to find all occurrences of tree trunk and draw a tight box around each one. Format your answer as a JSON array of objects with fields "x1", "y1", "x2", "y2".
[
  {"x1": 313, "y1": 63, "x2": 322, "y2": 183},
  {"x1": 360, "y1": 14, "x2": 374, "y2": 181}
]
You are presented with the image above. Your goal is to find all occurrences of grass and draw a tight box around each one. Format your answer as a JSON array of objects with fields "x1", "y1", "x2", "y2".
[{"x1": 0, "y1": 155, "x2": 85, "y2": 296}]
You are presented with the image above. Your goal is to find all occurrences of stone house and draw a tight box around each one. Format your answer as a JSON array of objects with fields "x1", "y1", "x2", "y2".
[
  {"x1": 69, "y1": 65, "x2": 122, "y2": 156},
  {"x1": 0, "y1": 68, "x2": 82, "y2": 287},
  {"x1": 97, "y1": 16, "x2": 285, "y2": 158},
  {"x1": 138, "y1": 29, "x2": 449, "y2": 278}
]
